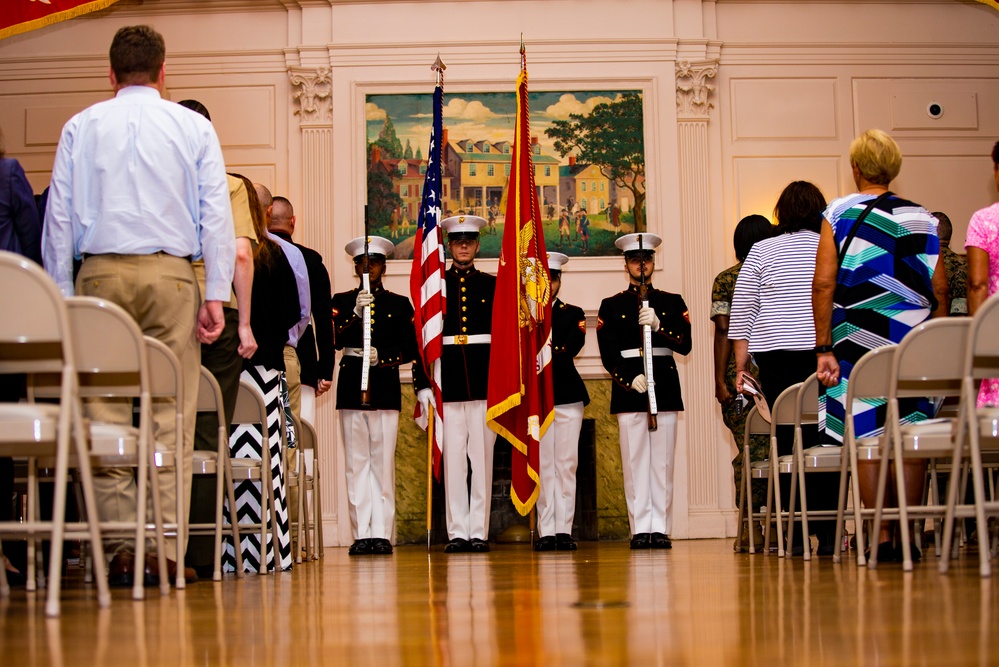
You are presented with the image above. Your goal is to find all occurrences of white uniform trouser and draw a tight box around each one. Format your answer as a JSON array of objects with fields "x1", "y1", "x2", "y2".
[
  {"x1": 443, "y1": 400, "x2": 497, "y2": 541},
  {"x1": 537, "y1": 402, "x2": 584, "y2": 537},
  {"x1": 339, "y1": 409, "x2": 399, "y2": 541},
  {"x1": 617, "y1": 411, "x2": 678, "y2": 535}
]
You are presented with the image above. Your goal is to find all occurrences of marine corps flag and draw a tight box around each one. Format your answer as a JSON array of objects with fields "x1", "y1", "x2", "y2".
[
  {"x1": 486, "y1": 44, "x2": 555, "y2": 516},
  {"x1": 1, "y1": 0, "x2": 121, "y2": 40}
]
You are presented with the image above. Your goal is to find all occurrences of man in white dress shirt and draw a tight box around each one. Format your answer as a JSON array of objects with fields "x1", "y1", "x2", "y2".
[{"x1": 42, "y1": 25, "x2": 235, "y2": 585}]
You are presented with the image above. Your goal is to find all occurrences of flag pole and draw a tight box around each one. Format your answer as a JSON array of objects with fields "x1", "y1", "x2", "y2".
[
  {"x1": 426, "y1": 402, "x2": 435, "y2": 551},
  {"x1": 424, "y1": 54, "x2": 446, "y2": 553}
]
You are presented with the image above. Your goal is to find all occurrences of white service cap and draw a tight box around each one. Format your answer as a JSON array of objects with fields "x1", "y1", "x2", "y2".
[
  {"x1": 344, "y1": 235, "x2": 395, "y2": 259},
  {"x1": 614, "y1": 233, "x2": 663, "y2": 254},
  {"x1": 547, "y1": 252, "x2": 569, "y2": 271},
  {"x1": 442, "y1": 214, "x2": 487, "y2": 238}
]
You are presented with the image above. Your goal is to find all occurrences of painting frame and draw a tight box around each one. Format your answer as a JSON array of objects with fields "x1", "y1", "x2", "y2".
[{"x1": 363, "y1": 86, "x2": 651, "y2": 262}]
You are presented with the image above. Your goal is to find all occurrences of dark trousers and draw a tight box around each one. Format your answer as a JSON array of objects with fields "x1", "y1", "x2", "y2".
[
  {"x1": 1, "y1": 375, "x2": 26, "y2": 571},
  {"x1": 754, "y1": 349, "x2": 838, "y2": 538},
  {"x1": 186, "y1": 308, "x2": 242, "y2": 569}
]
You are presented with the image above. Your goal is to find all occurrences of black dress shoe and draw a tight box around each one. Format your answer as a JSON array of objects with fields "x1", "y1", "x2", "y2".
[
  {"x1": 369, "y1": 538, "x2": 393, "y2": 555},
  {"x1": 469, "y1": 538, "x2": 490, "y2": 553},
  {"x1": 444, "y1": 538, "x2": 470, "y2": 553},
  {"x1": 108, "y1": 551, "x2": 136, "y2": 587},
  {"x1": 348, "y1": 539, "x2": 372, "y2": 556},
  {"x1": 534, "y1": 536, "x2": 557, "y2": 552},
  {"x1": 555, "y1": 533, "x2": 577, "y2": 551},
  {"x1": 630, "y1": 533, "x2": 651, "y2": 550},
  {"x1": 651, "y1": 533, "x2": 672, "y2": 549}
]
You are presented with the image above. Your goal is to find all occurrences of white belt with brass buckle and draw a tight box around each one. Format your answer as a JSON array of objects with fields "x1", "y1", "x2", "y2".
[
  {"x1": 620, "y1": 347, "x2": 671, "y2": 359},
  {"x1": 443, "y1": 334, "x2": 491, "y2": 346}
]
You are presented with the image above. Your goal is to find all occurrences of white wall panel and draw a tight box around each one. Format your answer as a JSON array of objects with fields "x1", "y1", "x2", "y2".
[
  {"x1": 731, "y1": 78, "x2": 838, "y2": 140},
  {"x1": 169, "y1": 85, "x2": 276, "y2": 149},
  {"x1": 733, "y1": 156, "x2": 841, "y2": 221},
  {"x1": 854, "y1": 78, "x2": 999, "y2": 140},
  {"x1": 893, "y1": 154, "x2": 996, "y2": 249}
]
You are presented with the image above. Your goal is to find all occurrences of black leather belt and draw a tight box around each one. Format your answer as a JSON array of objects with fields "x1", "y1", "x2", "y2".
[{"x1": 81, "y1": 251, "x2": 192, "y2": 262}]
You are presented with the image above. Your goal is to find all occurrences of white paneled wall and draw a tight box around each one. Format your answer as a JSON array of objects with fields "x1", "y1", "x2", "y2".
[{"x1": 2, "y1": 0, "x2": 997, "y2": 542}]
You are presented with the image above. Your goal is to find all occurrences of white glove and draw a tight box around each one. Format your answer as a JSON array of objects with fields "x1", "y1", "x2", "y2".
[
  {"x1": 417, "y1": 388, "x2": 433, "y2": 412},
  {"x1": 638, "y1": 307, "x2": 660, "y2": 331},
  {"x1": 369, "y1": 345, "x2": 378, "y2": 367},
  {"x1": 632, "y1": 374, "x2": 648, "y2": 393},
  {"x1": 354, "y1": 290, "x2": 374, "y2": 317}
]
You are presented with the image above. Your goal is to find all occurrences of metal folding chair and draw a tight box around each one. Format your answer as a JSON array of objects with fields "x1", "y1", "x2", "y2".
[
  {"x1": 940, "y1": 292, "x2": 999, "y2": 577},
  {"x1": 735, "y1": 405, "x2": 771, "y2": 554},
  {"x1": 781, "y1": 373, "x2": 841, "y2": 561},
  {"x1": 765, "y1": 381, "x2": 803, "y2": 558},
  {"x1": 187, "y1": 366, "x2": 243, "y2": 580},
  {"x1": 287, "y1": 414, "x2": 323, "y2": 561},
  {"x1": 833, "y1": 344, "x2": 897, "y2": 566},
  {"x1": 0, "y1": 252, "x2": 109, "y2": 617},
  {"x1": 871, "y1": 317, "x2": 970, "y2": 571}
]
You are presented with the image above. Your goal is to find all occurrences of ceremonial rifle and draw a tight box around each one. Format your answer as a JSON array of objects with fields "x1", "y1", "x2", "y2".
[
  {"x1": 638, "y1": 234, "x2": 658, "y2": 431},
  {"x1": 360, "y1": 206, "x2": 372, "y2": 407}
]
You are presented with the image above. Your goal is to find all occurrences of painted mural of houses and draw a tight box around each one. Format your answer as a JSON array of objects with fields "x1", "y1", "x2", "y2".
[
  {"x1": 559, "y1": 155, "x2": 639, "y2": 216},
  {"x1": 559, "y1": 156, "x2": 611, "y2": 215},
  {"x1": 369, "y1": 144, "x2": 449, "y2": 222},
  {"x1": 443, "y1": 129, "x2": 560, "y2": 218}
]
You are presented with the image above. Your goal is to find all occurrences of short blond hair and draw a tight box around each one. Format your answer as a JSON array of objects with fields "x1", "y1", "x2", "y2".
[{"x1": 849, "y1": 129, "x2": 902, "y2": 186}]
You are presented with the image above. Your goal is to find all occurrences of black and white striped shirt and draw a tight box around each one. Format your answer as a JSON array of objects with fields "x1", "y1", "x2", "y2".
[{"x1": 728, "y1": 230, "x2": 818, "y2": 352}]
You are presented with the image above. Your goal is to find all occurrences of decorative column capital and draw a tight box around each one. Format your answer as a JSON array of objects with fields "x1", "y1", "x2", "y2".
[
  {"x1": 289, "y1": 66, "x2": 332, "y2": 125},
  {"x1": 675, "y1": 60, "x2": 718, "y2": 119}
]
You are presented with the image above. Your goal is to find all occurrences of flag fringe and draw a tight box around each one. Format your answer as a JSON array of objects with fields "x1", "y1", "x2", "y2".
[
  {"x1": 511, "y1": 473, "x2": 540, "y2": 516},
  {"x1": 488, "y1": 403, "x2": 554, "y2": 459},
  {"x1": 1, "y1": 0, "x2": 121, "y2": 41}
]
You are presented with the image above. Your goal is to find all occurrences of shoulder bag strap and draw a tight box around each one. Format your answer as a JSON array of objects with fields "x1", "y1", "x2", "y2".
[{"x1": 837, "y1": 191, "x2": 892, "y2": 267}]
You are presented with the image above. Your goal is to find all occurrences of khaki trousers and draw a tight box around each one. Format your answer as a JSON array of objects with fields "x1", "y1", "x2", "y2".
[
  {"x1": 77, "y1": 254, "x2": 200, "y2": 557},
  {"x1": 282, "y1": 344, "x2": 301, "y2": 534}
]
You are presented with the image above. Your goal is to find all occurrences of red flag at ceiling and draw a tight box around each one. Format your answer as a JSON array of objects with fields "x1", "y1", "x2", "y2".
[
  {"x1": 486, "y1": 46, "x2": 555, "y2": 516},
  {"x1": 1, "y1": 1, "x2": 121, "y2": 41}
]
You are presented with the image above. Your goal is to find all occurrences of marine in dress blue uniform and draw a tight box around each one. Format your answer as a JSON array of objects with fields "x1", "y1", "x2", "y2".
[
  {"x1": 333, "y1": 236, "x2": 418, "y2": 555},
  {"x1": 414, "y1": 215, "x2": 496, "y2": 553},
  {"x1": 596, "y1": 234, "x2": 691, "y2": 549},
  {"x1": 535, "y1": 253, "x2": 590, "y2": 552}
]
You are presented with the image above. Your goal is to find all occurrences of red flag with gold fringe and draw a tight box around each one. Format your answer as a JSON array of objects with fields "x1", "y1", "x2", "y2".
[
  {"x1": 486, "y1": 45, "x2": 554, "y2": 516},
  {"x1": 1, "y1": 0, "x2": 121, "y2": 41}
]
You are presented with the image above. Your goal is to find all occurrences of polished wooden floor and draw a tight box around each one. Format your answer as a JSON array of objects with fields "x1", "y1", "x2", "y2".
[{"x1": 1, "y1": 539, "x2": 997, "y2": 666}]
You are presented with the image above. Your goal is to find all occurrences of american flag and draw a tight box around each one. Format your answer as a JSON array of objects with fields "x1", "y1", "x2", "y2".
[{"x1": 410, "y1": 75, "x2": 445, "y2": 480}]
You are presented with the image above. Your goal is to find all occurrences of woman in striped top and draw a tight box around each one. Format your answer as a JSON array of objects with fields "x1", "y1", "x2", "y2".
[
  {"x1": 730, "y1": 180, "x2": 838, "y2": 555},
  {"x1": 812, "y1": 129, "x2": 948, "y2": 563}
]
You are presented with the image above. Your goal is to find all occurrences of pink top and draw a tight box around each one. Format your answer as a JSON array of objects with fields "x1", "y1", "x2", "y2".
[{"x1": 965, "y1": 201, "x2": 999, "y2": 407}]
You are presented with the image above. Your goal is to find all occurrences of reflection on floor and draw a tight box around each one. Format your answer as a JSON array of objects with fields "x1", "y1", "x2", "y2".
[{"x1": 1, "y1": 539, "x2": 996, "y2": 666}]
